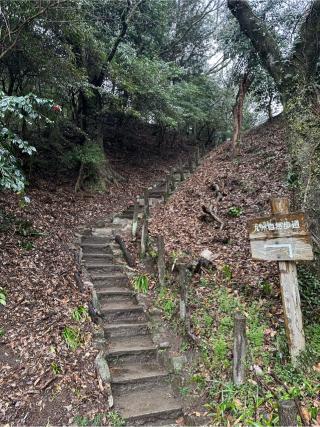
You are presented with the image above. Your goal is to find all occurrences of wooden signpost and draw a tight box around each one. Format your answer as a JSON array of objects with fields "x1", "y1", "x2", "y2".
[{"x1": 248, "y1": 198, "x2": 314, "y2": 365}]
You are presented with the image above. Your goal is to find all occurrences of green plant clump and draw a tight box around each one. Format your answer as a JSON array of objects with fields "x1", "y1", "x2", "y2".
[
  {"x1": 132, "y1": 274, "x2": 149, "y2": 294},
  {"x1": 72, "y1": 306, "x2": 88, "y2": 322},
  {"x1": 106, "y1": 411, "x2": 126, "y2": 427},
  {"x1": 62, "y1": 326, "x2": 82, "y2": 350},
  {"x1": 228, "y1": 206, "x2": 243, "y2": 217},
  {"x1": 0, "y1": 288, "x2": 6, "y2": 306}
]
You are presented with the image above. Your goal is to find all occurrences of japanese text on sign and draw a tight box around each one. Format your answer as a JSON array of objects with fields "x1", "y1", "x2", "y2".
[{"x1": 254, "y1": 220, "x2": 300, "y2": 233}]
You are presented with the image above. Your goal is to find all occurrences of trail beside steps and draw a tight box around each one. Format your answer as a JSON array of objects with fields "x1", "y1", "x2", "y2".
[{"x1": 80, "y1": 157, "x2": 203, "y2": 425}]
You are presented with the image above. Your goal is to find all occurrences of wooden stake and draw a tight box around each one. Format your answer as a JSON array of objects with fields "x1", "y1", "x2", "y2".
[
  {"x1": 271, "y1": 198, "x2": 305, "y2": 365},
  {"x1": 233, "y1": 312, "x2": 247, "y2": 385},
  {"x1": 279, "y1": 400, "x2": 298, "y2": 426},
  {"x1": 132, "y1": 200, "x2": 139, "y2": 238},
  {"x1": 195, "y1": 147, "x2": 200, "y2": 166},
  {"x1": 179, "y1": 163, "x2": 185, "y2": 181},
  {"x1": 144, "y1": 189, "x2": 149, "y2": 217},
  {"x1": 164, "y1": 175, "x2": 170, "y2": 202},
  {"x1": 179, "y1": 264, "x2": 187, "y2": 321},
  {"x1": 157, "y1": 236, "x2": 166, "y2": 287},
  {"x1": 115, "y1": 234, "x2": 135, "y2": 267},
  {"x1": 188, "y1": 156, "x2": 194, "y2": 173},
  {"x1": 140, "y1": 216, "x2": 148, "y2": 258}
]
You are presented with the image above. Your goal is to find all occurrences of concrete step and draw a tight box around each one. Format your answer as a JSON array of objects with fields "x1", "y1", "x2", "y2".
[
  {"x1": 107, "y1": 336, "x2": 157, "y2": 364},
  {"x1": 111, "y1": 362, "x2": 169, "y2": 394},
  {"x1": 82, "y1": 253, "x2": 113, "y2": 264},
  {"x1": 81, "y1": 236, "x2": 113, "y2": 245},
  {"x1": 114, "y1": 385, "x2": 182, "y2": 425},
  {"x1": 97, "y1": 288, "x2": 135, "y2": 303},
  {"x1": 104, "y1": 322, "x2": 149, "y2": 338},
  {"x1": 81, "y1": 243, "x2": 113, "y2": 255},
  {"x1": 101, "y1": 302, "x2": 146, "y2": 323},
  {"x1": 90, "y1": 274, "x2": 129, "y2": 287},
  {"x1": 86, "y1": 264, "x2": 123, "y2": 274}
]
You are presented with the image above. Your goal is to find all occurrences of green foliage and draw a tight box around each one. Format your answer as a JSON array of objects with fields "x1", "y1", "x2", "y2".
[
  {"x1": 132, "y1": 274, "x2": 149, "y2": 294},
  {"x1": 72, "y1": 306, "x2": 88, "y2": 322},
  {"x1": 67, "y1": 143, "x2": 104, "y2": 169},
  {"x1": 178, "y1": 386, "x2": 189, "y2": 396},
  {"x1": 185, "y1": 273, "x2": 320, "y2": 425},
  {"x1": 73, "y1": 414, "x2": 106, "y2": 427},
  {"x1": 228, "y1": 206, "x2": 243, "y2": 217},
  {"x1": 0, "y1": 287, "x2": 6, "y2": 306},
  {"x1": 106, "y1": 411, "x2": 125, "y2": 427},
  {"x1": 62, "y1": 326, "x2": 82, "y2": 350},
  {"x1": 16, "y1": 220, "x2": 43, "y2": 238},
  {"x1": 156, "y1": 286, "x2": 177, "y2": 320},
  {"x1": 0, "y1": 0, "x2": 234, "y2": 189},
  {"x1": 222, "y1": 264, "x2": 233, "y2": 282},
  {"x1": 51, "y1": 361, "x2": 62, "y2": 375},
  {"x1": 0, "y1": 328, "x2": 4, "y2": 337},
  {"x1": 298, "y1": 266, "x2": 320, "y2": 322},
  {"x1": 0, "y1": 91, "x2": 53, "y2": 192},
  {"x1": 20, "y1": 241, "x2": 34, "y2": 251},
  {"x1": 259, "y1": 279, "x2": 273, "y2": 296}
]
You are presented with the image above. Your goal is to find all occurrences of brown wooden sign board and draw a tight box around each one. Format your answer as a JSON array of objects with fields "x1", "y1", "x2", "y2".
[{"x1": 248, "y1": 212, "x2": 313, "y2": 261}]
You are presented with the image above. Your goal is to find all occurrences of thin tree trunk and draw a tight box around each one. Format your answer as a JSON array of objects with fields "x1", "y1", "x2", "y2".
[{"x1": 231, "y1": 71, "x2": 254, "y2": 156}]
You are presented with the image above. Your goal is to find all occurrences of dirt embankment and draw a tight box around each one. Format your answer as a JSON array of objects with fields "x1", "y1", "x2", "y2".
[{"x1": 149, "y1": 117, "x2": 290, "y2": 288}]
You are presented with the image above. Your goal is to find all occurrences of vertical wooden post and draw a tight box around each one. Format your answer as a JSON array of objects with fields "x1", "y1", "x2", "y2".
[
  {"x1": 132, "y1": 200, "x2": 139, "y2": 238},
  {"x1": 164, "y1": 175, "x2": 170, "y2": 202},
  {"x1": 169, "y1": 171, "x2": 174, "y2": 192},
  {"x1": 179, "y1": 162, "x2": 185, "y2": 181},
  {"x1": 140, "y1": 216, "x2": 148, "y2": 258},
  {"x1": 157, "y1": 235, "x2": 166, "y2": 287},
  {"x1": 233, "y1": 312, "x2": 247, "y2": 385},
  {"x1": 179, "y1": 264, "x2": 187, "y2": 321},
  {"x1": 271, "y1": 198, "x2": 305, "y2": 365},
  {"x1": 279, "y1": 400, "x2": 298, "y2": 426},
  {"x1": 144, "y1": 188, "x2": 149, "y2": 217},
  {"x1": 195, "y1": 147, "x2": 200, "y2": 166},
  {"x1": 188, "y1": 156, "x2": 194, "y2": 173}
]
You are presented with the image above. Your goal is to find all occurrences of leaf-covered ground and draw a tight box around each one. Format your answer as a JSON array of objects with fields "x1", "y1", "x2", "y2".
[
  {"x1": 0, "y1": 144, "x2": 191, "y2": 426},
  {"x1": 147, "y1": 117, "x2": 320, "y2": 425},
  {"x1": 150, "y1": 117, "x2": 290, "y2": 287}
]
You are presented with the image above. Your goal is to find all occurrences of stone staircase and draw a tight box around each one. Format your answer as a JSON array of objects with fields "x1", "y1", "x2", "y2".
[{"x1": 80, "y1": 152, "x2": 206, "y2": 425}]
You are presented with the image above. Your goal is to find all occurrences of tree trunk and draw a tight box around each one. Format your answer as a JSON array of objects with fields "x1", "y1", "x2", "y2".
[{"x1": 231, "y1": 71, "x2": 253, "y2": 156}]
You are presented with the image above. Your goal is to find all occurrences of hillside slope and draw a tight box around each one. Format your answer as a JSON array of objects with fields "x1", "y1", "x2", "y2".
[{"x1": 150, "y1": 117, "x2": 290, "y2": 288}]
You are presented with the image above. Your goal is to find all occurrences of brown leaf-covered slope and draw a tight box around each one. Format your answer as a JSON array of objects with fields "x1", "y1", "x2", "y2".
[
  {"x1": 150, "y1": 117, "x2": 290, "y2": 287},
  {"x1": 0, "y1": 146, "x2": 190, "y2": 426}
]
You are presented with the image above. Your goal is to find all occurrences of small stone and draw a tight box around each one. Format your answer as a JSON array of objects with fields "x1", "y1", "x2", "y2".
[
  {"x1": 171, "y1": 355, "x2": 187, "y2": 373},
  {"x1": 200, "y1": 249, "x2": 218, "y2": 263},
  {"x1": 159, "y1": 341, "x2": 170, "y2": 349},
  {"x1": 95, "y1": 352, "x2": 111, "y2": 383}
]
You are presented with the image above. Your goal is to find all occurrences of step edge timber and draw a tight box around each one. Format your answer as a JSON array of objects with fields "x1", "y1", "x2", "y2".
[
  {"x1": 121, "y1": 404, "x2": 182, "y2": 423},
  {"x1": 111, "y1": 370, "x2": 169, "y2": 385},
  {"x1": 104, "y1": 322, "x2": 148, "y2": 330},
  {"x1": 107, "y1": 345, "x2": 157, "y2": 357},
  {"x1": 101, "y1": 306, "x2": 144, "y2": 314},
  {"x1": 97, "y1": 289, "x2": 134, "y2": 295},
  {"x1": 86, "y1": 263, "x2": 123, "y2": 268},
  {"x1": 83, "y1": 253, "x2": 113, "y2": 257},
  {"x1": 91, "y1": 273, "x2": 128, "y2": 278}
]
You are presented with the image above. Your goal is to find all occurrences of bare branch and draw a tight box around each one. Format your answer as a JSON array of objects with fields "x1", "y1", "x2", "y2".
[{"x1": 0, "y1": 0, "x2": 68, "y2": 60}]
